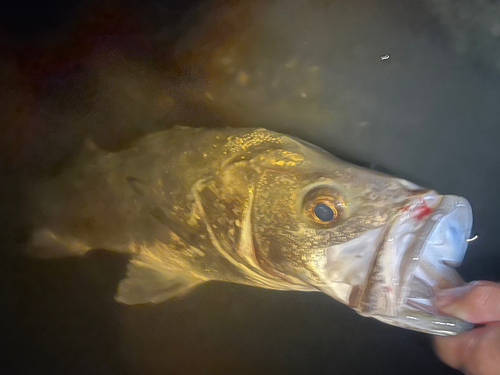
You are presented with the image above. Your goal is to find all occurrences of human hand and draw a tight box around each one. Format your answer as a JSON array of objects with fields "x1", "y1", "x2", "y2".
[{"x1": 433, "y1": 281, "x2": 500, "y2": 375}]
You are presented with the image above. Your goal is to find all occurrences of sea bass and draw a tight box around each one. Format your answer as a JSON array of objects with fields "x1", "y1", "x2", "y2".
[{"x1": 26, "y1": 127, "x2": 473, "y2": 336}]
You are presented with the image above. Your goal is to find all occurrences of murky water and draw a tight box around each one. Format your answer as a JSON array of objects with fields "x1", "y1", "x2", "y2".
[{"x1": 1, "y1": 0, "x2": 499, "y2": 374}]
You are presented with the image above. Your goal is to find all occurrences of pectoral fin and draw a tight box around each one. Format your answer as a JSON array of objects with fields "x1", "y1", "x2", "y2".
[{"x1": 115, "y1": 258, "x2": 202, "y2": 304}]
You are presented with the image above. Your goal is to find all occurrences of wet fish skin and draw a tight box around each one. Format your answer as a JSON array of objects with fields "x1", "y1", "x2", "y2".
[{"x1": 25, "y1": 126, "x2": 472, "y2": 334}]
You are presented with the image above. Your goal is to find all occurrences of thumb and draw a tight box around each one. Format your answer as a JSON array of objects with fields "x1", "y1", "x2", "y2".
[{"x1": 433, "y1": 281, "x2": 500, "y2": 324}]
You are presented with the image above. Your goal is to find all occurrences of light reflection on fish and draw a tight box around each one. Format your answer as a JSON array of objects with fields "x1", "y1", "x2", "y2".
[{"x1": 26, "y1": 127, "x2": 473, "y2": 336}]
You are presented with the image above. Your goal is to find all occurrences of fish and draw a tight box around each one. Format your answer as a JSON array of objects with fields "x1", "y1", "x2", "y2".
[{"x1": 25, "y1": 126, "x2": 474, "y2": 336}]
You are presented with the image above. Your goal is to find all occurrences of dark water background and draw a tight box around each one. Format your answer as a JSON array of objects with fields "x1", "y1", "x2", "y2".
[{"x1": 1, "y1": 0, "x2": 499, "y2": 374}]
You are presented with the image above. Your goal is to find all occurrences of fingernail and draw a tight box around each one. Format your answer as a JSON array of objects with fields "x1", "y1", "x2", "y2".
[{"x1": 433, "y1": 284, "x2": 473, "y2": 308}]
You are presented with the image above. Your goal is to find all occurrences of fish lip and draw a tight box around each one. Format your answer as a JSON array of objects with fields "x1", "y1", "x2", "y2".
[{"x1": 360, "y1": 193, "x2": 474, "y2": 335}]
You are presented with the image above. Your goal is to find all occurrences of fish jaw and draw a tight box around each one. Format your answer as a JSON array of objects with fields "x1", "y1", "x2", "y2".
[{"x1": 319, "y1": 192, "x2": 474, "y2": 336}]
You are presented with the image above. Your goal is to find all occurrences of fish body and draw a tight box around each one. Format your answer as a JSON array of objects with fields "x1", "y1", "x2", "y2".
[{"x1": 26, "y1": 126, "x2": 473, "y2": 335}]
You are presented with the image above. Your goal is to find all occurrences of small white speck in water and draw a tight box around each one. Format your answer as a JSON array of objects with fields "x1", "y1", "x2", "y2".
[
  {"x1": 380, "y1": 54, "x2": 390, "y2": 61},
  {"x1": 358, "y1": 120, "x2": 369, "y2": 128},
  {"x1": 466, "y1": 234, "x2": 479, "y2": 242}
]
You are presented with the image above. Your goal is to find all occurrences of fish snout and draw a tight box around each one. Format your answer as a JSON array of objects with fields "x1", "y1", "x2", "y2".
[{"x1": 361, "y1": 193, "x2": 474, "y2": 335}]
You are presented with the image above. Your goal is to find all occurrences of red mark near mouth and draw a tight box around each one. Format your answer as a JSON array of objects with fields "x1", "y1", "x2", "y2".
[
  {"x1": 414, "y1": 203, "x2": 433, "y2": 220},
  {"x1": 401, "y1": 201, "x2": 433, "y2": 220}
]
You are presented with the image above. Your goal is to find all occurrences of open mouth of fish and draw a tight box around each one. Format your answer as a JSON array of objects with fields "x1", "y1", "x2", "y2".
[{"x1": 320, "y1": 192, "x2": 473, "y2": 336}]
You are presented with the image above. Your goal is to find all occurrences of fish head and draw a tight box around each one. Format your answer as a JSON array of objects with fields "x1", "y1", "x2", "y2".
[{"x1": 250, "y1": 135, "x2": 473, "y2": 335}]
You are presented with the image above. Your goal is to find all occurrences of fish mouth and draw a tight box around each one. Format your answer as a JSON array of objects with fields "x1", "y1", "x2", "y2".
[
  {"x1": 358, "y1": 192, "x2": 474, "y2": 335},
  {"x1": 321, "y1": 192, "x2": 474, "y2": 336}
]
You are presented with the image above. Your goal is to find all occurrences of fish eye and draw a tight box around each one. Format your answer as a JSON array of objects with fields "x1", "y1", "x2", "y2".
[
  {"x1": 302, "y1": 186, "x2": 344, "y2": 226},
  {"x1": 313, "y1": 202, "x2": 336, "y2": 222}
]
